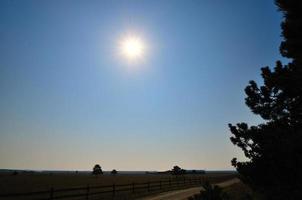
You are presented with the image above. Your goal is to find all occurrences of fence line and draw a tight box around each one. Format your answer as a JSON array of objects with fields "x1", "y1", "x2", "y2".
[{"x1": 0, "y1": 177, "x2": 205, "y2": 200}]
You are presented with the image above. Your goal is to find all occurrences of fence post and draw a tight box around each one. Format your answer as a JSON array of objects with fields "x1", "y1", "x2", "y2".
[
  {"x1": 86, "y1": 185, "x2": 90, "y2": 200},
  {"x1": 159, "y1": 180, "x2": 162, "y2": 190},
  {"x1": 148, "y1": 181, "x2": 150, "y2": 192},
  {"x1": 199, "y1": 177, "x2": 202, "y2": 184},
  {"x1": 49, "y1": 187, "x2": 54, "y2": 200},
  {"x1": 112, "y1": 184, "x2": 116, "y2": 197},
  {"x1": 169, "y1": 178, "x2": 171, "y2": 187},
  {"x1": 183, "y1": 177, "x2": 185, "y2": 185},
  {"x1": 132, "y1": 183, "x2": 135, "y2": 193}
]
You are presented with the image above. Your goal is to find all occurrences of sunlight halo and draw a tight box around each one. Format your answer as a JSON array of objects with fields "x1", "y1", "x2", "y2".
[{"x1": 120, "y1": 35, "x2": 145, "y2": 62}]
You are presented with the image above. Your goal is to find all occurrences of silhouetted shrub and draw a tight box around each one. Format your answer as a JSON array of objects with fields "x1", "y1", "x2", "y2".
[
  {"x1": 12, "y1": 171, "x2": 18, "y2": 176},
  {"x1": 111, "y1": 169, "x2": 117, "y2": 175},
  {"x1": 188, "y1": 181, "x2": 229, "y2": 200}
]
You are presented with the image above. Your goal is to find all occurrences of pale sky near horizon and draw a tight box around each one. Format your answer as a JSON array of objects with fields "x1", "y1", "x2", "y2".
[{"x1": 0, "y1": 0, "x2": 284, "y2": 171}]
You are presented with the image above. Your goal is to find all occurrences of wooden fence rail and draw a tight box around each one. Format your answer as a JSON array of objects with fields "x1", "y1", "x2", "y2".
[{"x1": 0, "y1": 177, "x2": 205, "y2": 200}]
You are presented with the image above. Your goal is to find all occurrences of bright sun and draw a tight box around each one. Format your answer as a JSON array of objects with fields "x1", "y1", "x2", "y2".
[{"x1": 121, "y1": 36, "x2": 145, "y2": 61}]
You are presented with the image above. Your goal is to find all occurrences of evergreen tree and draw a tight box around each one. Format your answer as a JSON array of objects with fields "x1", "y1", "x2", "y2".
[{"x1": 229, "y1": 0, "x2": 302, "y2": 199}]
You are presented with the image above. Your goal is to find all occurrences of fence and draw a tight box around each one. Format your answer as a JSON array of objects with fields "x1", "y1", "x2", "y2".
[{"x1": 0, "y1": 177, "x2": 205, "y2": 200}]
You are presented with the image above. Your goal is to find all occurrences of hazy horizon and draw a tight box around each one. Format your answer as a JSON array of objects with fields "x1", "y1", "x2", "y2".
[
  {"x1": 0, "y1": 168, "x2": 234, "y2": 172},
  {"x1": 0, "y1": 0, "x2": 284, "y2": 171}
]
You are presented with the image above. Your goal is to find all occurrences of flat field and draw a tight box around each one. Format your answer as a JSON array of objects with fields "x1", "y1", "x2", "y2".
[{"x1": 0, "y1": 171, "x2": 236, "y2": 194}]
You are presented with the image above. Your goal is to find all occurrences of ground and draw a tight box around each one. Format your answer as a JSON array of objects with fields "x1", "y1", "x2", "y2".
[
  {"x1": 138, "y1": 178, "x2": 240, "y2": 200},
  {"x1": 0, "y1": 171, "x2": 236, "y2": 194}
]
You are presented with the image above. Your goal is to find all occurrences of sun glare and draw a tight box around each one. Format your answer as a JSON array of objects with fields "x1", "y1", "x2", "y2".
[{"x1": 120, "y1": 36, "x2": 145, "y2": 61}]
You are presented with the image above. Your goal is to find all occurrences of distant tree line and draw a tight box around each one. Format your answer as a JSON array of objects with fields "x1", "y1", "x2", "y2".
[
  {"x1": 91, "y1": 164, "x2": 204, "y2": 176},
  {"x1": 156, "y1": 166, "x2": 205, "y2": 175},
  {"x1": 92, "y1": 164, "x2": 118, "y2": 175}
]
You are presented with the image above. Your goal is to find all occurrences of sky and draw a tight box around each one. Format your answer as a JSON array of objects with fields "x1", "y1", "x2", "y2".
[{"x1": 0, "y1": 0, "x2": 284, "y2": 171}]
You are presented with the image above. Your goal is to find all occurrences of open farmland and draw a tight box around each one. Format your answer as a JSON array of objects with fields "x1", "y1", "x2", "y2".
[{"x1": 0, "y1": 171, "x2": 236, "y2": 199}]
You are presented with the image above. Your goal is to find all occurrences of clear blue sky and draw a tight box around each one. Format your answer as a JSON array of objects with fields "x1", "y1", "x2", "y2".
[{"x1": 0, "y1": 0, "x2": 283, "y2": 171}]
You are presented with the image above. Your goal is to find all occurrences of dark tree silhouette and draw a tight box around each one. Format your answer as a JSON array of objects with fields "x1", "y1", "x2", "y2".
[
  {"x1": 229, "y1": 0, "x2": 302, "y2": 199},
  {"x1": 12, "y1": 171, "x2": 18, "y2": 176},
  {"x1": 111, "y1": 169, "x2": 117, "y2": 175},
  {"x1": 92, "y1": 164, "x2": 103, "y2": 175},
  {"x1": 172, "y1": 165, "x2": 181, "y2": 175},
  {"x1": 172, "y1": 165, "x2": 186, "y2": 175}
]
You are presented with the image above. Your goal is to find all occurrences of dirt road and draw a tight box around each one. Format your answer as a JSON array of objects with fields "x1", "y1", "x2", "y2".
[{"x1": 138, "y1": 178, "x2": 240, "y2": 200}]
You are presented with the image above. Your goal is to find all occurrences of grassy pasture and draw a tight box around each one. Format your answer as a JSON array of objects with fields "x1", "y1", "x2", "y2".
[
  {"x1": 223, "y1": 181, "x2": 255, "y2": 200},
  {"x1": 0, "y1": 172, "x2": 236, "y2": 194}
]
